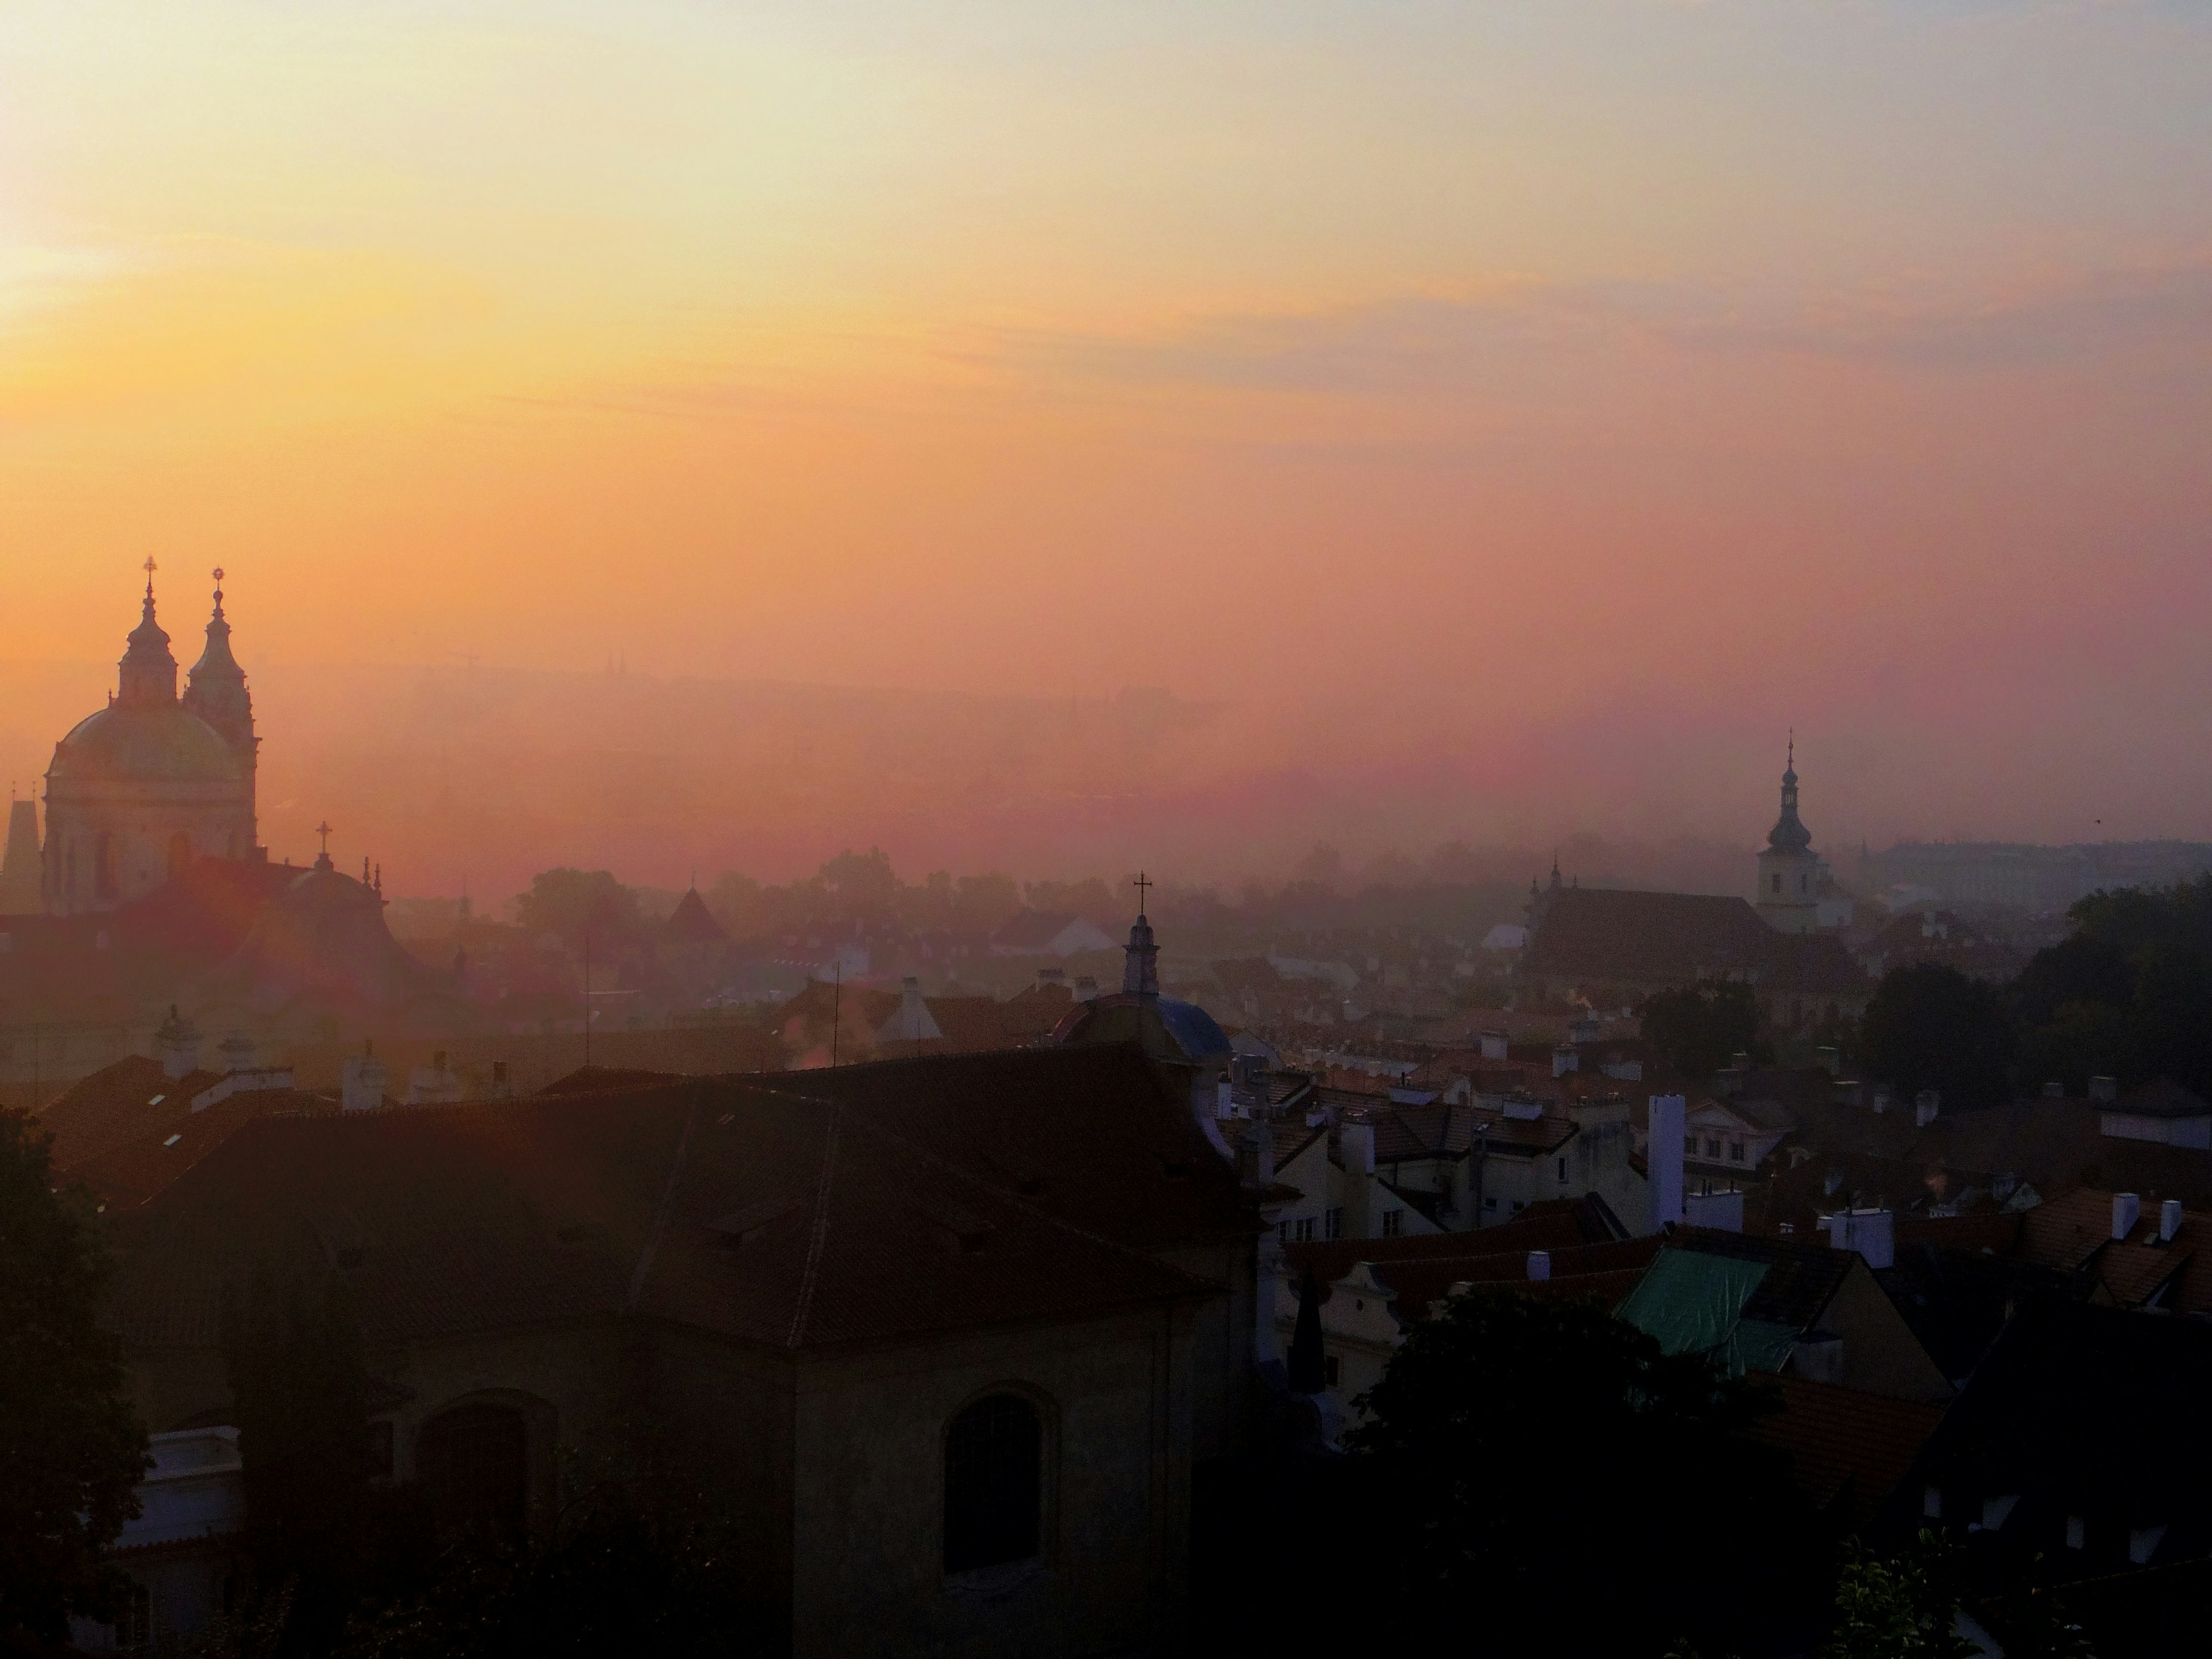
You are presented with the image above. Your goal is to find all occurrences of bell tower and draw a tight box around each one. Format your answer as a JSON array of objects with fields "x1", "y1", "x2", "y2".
[{"x1": 1755, "y1": 738, "x2": 1822, "y2": 934}]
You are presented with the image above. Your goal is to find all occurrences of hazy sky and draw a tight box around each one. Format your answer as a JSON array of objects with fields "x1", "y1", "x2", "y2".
[{"x1": 4, "y1": 1, "x2": 2210, "y2": 865}]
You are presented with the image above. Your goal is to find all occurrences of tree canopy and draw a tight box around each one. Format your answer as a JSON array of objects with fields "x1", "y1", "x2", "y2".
[
  {"x1": 1859, "y1": 964, "x2": 2014, "y2": 1112},
  {"x1": 1641, "y1": 980, "x2": 1766, "y2": 1078},
  {"x1": 510, "y1": 869, "x2": 646, "y2": 950},
  {"x1": 0, "y1": 1110, "x2": 148, "y2": 1650}
]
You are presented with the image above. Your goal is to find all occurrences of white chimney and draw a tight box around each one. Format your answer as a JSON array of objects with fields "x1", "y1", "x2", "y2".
[
  {"x1": 1646, "y1": 1094, "x2": 1687, "y2": 1235},
  {"x1": 1871, "y1": 1087, "x2": 1891, "y2": 1114},
  {"x1": 1479, "y1": 1030, "x2": 1508, "y2": 1062},
  {"x1": 1036, "y1": 965, "x2": 1066, "y2": 993},
  {"x1": 2089, "y1": 1075, "x2": 2118, "y2": 1103},
  {"x1": 1914, "y1": 1090, "x2": 1941, "y2": 1127},
  {"x1": 217, "y1": 1029, "x2": 257, "y2": 1073},
  {"x1": 1552, "y1": 1045, "x2": 1578, "y2": 1077},
  {"x1": 1526, "y1": 1250, "x2": 1551, "y2": 1281},
  {"x1": 2161, "y1": 1199, "x2": 2183, "y2": 1242},
  {"x1": 2041, "y1": 1080, "x2": 2066, "y2": 1098},
  {"x1": 1340, "y1": 1119, "x2": 1376, "y2": 1176},
  {"x1": 1216, "y1": 1075, "x2": 1234, "y2": 1120},
  {"x1": 1074, "y1": 975, "x2": 1099, "y2": 1001},
  {"x1": 155, "y1": 1007, "x2": 202, "y2": 1080},
  {"x1": 342, "y1": 1047, "x2": 389, "y2": 1112},
  {"x1": 2113, "y1": 1192, "x2": 2142, "y2": 1241},
  {"x1": 1827, "y1": 1207, "x2": 1894, "y2": 1270}
]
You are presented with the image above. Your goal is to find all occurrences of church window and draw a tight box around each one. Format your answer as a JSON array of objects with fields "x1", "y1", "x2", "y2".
[
  {"x1": 944, "y1": 1395, "x2": 1042, "y2": 1574},
  {"x1": 418, "y1": 1402, "x2": 529, "y2": 1545}
]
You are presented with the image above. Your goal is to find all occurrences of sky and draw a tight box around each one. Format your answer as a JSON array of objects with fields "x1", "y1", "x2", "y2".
[{"x1": 3, "y1": 2, "x2": 2210, "y2": 885}]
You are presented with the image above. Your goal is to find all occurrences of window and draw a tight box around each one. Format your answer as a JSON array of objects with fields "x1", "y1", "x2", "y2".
[
  {"x1": 1277, "y1": 1220, "x2": 1289, "y2": 1244},
  {"x1": 1324, "y1": 1207, "x2": 1343, "y2": 1240},
  {"x1": 1381, "y1": 1209, "x2": 1403, "y2": 1237},
  {"x1": 1321, "y1": 1355, "x2": 1340, "y2": 1388},
  {"x1": 1293, "y1": 1217, "x2": 1315, "y2": 1243},
  {"x1": 1684, "y1": 1135, "x2": 1697, "y2": 1156},
  {"x1": 1728, "y1": 1142, "x2": 1745, "y2": 1163},
  {"x1": 419, "y1": 1402, "x2": 529, "y2": 1544},
  {"x1": 1704, "y1": 1138, "x2": 1721, "y2": 1160},
  {"x1": 1556, "y1": 1157, "x2": 1567, "y2": 1182},
  {"x1": 944, "y1": 1395, "x2": 1041, "y2": 1574}
]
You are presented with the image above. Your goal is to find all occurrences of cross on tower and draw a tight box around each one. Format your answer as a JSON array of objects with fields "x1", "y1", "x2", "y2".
[
  {"x1": 316, "y1": 820, "x2": 334, "y2": 856},
  {"x1": 1132, "y1": 870, "x2": 1152, "y2": 916},
  {"x1": 142, "y1": 556, "x2": 157, "y2": 597}
]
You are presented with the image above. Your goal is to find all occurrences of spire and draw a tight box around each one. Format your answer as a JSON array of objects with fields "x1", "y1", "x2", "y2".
[
  {"x1": 183, "y1": 566, "x2": 256, "y2": 756},
  {"x1": 116, "y1": 559, "x2": 179, "y2": 706},
  {"x1": 1766, "y1": 737, "x2": 1812, "y2": 854},
  {"x1": 1121, "y1": 871, "x2": 1160, "y2": 999}
]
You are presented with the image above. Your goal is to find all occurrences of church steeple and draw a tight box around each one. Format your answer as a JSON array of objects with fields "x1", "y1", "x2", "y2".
[
  {"x1": 1121, "y1": 872, "x2": 1160, "y2": 999},
  {"x1": 117, "y1": 558, "x2": 179, "y2": 706},
  {"x1": 1766, "y1": 736, "x2": 1812, "y2": 855},
  {"x1": 183, "y1": 566, "x2": 256, "y2": 757}
]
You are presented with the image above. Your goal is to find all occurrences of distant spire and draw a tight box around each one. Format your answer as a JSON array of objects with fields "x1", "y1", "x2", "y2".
[
  {"x1": 1767, "y1": 739, "x2": 1812, "y2": 854},
  {"x1": 1122, "y1": 873, "x2": 1160, "y2": 999},
  {"x1": 117, "y1": 562, "x2": 179, "y2": 705}
]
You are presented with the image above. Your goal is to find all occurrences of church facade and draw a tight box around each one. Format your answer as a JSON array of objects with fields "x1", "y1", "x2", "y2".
[{"x1": 42, "y1": 567, "x2": 262, "y2": 915}]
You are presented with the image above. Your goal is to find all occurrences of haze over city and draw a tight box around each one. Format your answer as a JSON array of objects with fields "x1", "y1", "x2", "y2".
[
  {"x1": 10, "y1": 9, "x2": 2212, "y2": 1658},
  {"x1": 7, "y1": 2, "x2": 2210, "y2": 895}
]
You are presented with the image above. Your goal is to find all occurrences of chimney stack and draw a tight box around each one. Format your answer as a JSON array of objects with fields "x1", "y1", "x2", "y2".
[
  {"x1": 1825, "y1": 1207, "x2": 1895, "y2": 1270},
  {"x1": 1216, "y1": 1074, "x2": 1235, "y2": 1121},
  {"x1": 1340, "y1": 1119, "x2": 1376, "y2": 1176},
  {"x1": 1914, "y1": 1090, "x2": 1941, "y2": 1127},
  {"x1": 1074, "y1": 975, "x2": 1099, "y2": 1002},
  {"x1": 341, "y1": 1042, "x2": 388, "y2": 1112},
  {"x1": 2113, "y1": 1192, "x2": 2142, "y2": 1241},
  {"x1": 155, "y1": 1006, "x2": 202, "y2": 1080},
  {"x1": 1479, "y1": 1030, "x2": 1508, "y2": 1062},
  {"x1": 2160, "y1": 1198, "x2": 2183, "y2": 1242},
  {"x1": 2089, "y1": 1076, "x2": 2118, "y2": 1103},
  {"x1": 1646, "y1": 1094, "x2": 1687, "y2": 1235},
  {"x1": 1526, "y1": 1250, "x2": 1551, "y2": 1281}
]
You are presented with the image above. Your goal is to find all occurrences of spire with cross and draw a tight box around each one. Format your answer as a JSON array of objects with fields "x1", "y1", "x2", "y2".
[
  {"x1": 1132, "y1": 870, "x2": 1152, "y2": 918},
  {"x1": 1122, "y1": 870, "x2": 1160, "y2": 999}
]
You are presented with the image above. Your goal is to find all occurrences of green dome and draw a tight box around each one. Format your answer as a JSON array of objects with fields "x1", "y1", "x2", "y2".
[{"x1": 50, "y1": 704, "x2": 241, "y2": 784}]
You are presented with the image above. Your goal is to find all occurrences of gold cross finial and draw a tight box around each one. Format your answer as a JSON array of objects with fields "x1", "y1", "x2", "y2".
[{"x1": 142, "y1": 555, "x2": 157, "y2": 598}]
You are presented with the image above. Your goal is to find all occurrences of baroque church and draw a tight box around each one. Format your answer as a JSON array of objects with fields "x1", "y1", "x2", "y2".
[{"x1": 41, "y1": 562, "x2": 263, "y2": 914}]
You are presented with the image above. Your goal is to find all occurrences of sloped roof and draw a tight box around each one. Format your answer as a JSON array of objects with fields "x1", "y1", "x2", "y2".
[
  {"x1": 991, "y1": 910, "x2": 1086, "y2": 951},
  {"x1": 759, "y1": 1043, "x2": 1258, "y2": 1253},
  {"x1": 71, "y1": 1086, "x2": 337, "y2": 1209},
  {"x1": 1281, "y1": 1197, "x2": 1623, "y2": 1286},
  {"x1": 1744, "y1": 1376, "x2": 1944, "y2": 1525},
  {"x1": 660, "y1": 888, "x2": 729, "y2": 946},
  {"x1": 36, "y1": 1056, "x2": 227, "y2": 1175},
  {"x1": 104, "y1": 1077, "x2": 1213, "y2": 1358},
  {"x1": 1520, "y1": 887, "x2": 1774, "y2": 987},
  {"x1": 2108, "y1": 1078, "x2": 2211, "y2": 1120}
]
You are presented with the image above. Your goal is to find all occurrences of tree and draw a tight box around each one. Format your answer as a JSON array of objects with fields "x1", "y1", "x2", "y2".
[
  {"x1": 0, "y1": 1110, "x2": 148, "y2": 1650},
  {"x1": 815, "y1": 848, "x2": 899, "y2": 922},
  {"x1": 222, "y1": 1269, "x2": 373, "y2": 1650},
  {"x1": 1859, "y1": 964, "x2": 2013, "y2": 1112},
  {"x1": 1343, "y1": 1294, "x2": 1823, "y2": 1654},
  {"x1": 1820, "y1": 1532, "x2": 1979, "y2": 1659},
  {"x1": 511, "y1": 870, "x2": 645, "y2": 952},
  {"x1": 1642, "y1": 980, "x2": 1765, "y2": 1078}
]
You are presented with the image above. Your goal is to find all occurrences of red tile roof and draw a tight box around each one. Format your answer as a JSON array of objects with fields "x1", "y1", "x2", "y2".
[{"x1": 1741, "y1": 1375, "x2": 1944, "y2": 1524}]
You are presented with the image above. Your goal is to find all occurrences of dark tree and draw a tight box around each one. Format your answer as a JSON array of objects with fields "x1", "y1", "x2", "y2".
[
  {"x1": 222, "y1": 1270, "x2": 373, "y2": 1649},
  {"x1": 1859, "y1": 964, "x2": 2013, "y2": 1112},
  {"x1": 1641, "y1": 980, "x2": 1765, "y2": 1078},
  {"x1": 1343, "y1": 1294, "x2": 1824, "y2": 1654},
  {"x1": 512, "y1": 869, "x2": 645, "y2": 951},
  {"x1": 0, "y1": 1110, "x2": 148, "y2": 1650}
]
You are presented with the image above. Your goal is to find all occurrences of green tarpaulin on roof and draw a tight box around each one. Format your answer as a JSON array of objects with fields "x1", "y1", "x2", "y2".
[{"x1": 1614, "y1": 1248, "x2": 1799, "y2": 1377}]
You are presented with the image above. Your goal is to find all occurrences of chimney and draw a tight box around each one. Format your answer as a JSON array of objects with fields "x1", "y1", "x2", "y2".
[
  {"x1": 1646, "y1": 1094, "x2": 1687, "y2": 1235},
  {"x1": 155, "y1": 1006, "x2": 202, "y2": 1080},
  {"x1": 1479, "y1": 1030, "x2": 1508, "y2": 1062},
  {"x1": 1074, "y1": 975, "x2": 1099, "y2": 1002},
  {"x1": 1036, "y1": 965, "x2": 1066, "y2": 993},
  {"x1": 1216, "y1": 1074, "x2": 1235, "y2": 1121},
  {"x1": 2160, "y1": 1199, "x2": 2183, "y2": 1242},
  {"x1": 1552, "y1": 1045, "x2": 1578, "y2": 1078},
  {"x1": 217, "y1": 1029, "x2": 257, "y2": 1074},
  {"x1": 342, "y1": 1043, "x2": 388, "y2": 1112},
  {"x1": 489, "y1": 1059, "x2": 512, "y2": 1099},
  {"x1": 2112, "y1": 1192, "x2": 2142, "y2": 1241},
  {"x1": 1827, "y1": 1207, "x2": 1894, "y2": 1270},
  {"x1": 1914, "y1": 1089, "x2": 1941, "y2": 1127},
  {"x1": 1525, "y1": 1250, "x2": 1551, "y2": 1281},
  {"x1": 1815, "y1": 1046, "x2": 1840, "y2": 1077},
  {"x1": 2042, "y1": 1080, "x2": 2066, "y2": 1097},
  {"x1": 1871, "y1": 1086, "x2": 1891, "y2": 1115},
  {"x1": 1251, "y1": 1119, "x2": 1275, "y2": 1186},
  {"x1": 1340, "y1": 1119, "x2": 1376, "y2": 1176},
  {"x1": 2089, "y1": 1075, "x2": 2118, "y2": 1103}
]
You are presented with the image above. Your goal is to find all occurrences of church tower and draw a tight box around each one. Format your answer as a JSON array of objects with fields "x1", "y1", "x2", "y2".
[
  {"x1": 1121, "y1": 874, "x2": 1161, "y2": 999},
  {"x1": 1755, "y1": 741, "x2": 1822, "y2": 934},
  {"x1": 181, "y1": 568, "x2": 259, "y2": 846}
]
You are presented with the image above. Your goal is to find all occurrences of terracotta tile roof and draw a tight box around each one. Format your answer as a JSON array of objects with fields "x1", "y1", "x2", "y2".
[
  {"x1": 105, "y1": 1076, "x2": 1214, "y2": 1358},
  {"x1": 1370, "y1": 1236, "x2": 1664, "y2": 1317},
  {"x1": 36, "y1": 1056, "x2": 229, "y2": 1175},
  {"x1": 1281, "y1": 1197, "x2": 1622, "y2": 1286},
  {"x1": 1521, "y1": 888, "x2": 1775, "y2": 986},
  {"x1": 757, "y1": 1044, "x2": 1259, "y2": 1253},
  {"x1": 71, "y1": 1088, "x2": 338, "y2": 1209},
  {"x1": 1742, "y1": 1375, "x2": 1944, "y2": 1525}
]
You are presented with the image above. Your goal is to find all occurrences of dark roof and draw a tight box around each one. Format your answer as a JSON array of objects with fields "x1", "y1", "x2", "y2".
[
  {"x1": 1743, "y1": 1376, "x2": 1944, "y2": 1528},
  {"x1": 36, "y1": 1056, "x2": 227, "y2": 1174},
  {"x1": 1902, "y1": 1298, "x2": 2212, "y2": 1533},
  {"x1": 71, "y1": 1086, "x2": 336, "y2": 1209},
  {"x1": 104, "y1": 1077, "x2": 1214, "y2": 1357},
  {"x1": 1281, "y1": 1196, "x2": 1625, "y2": 1286},
  {"x1": 1666, "y1": 1227, "x2": 1858, "y2": 1329},
  {"x1": 757, "y1": 1043, "x2": 1258, "y2": 1253},
  {"x1": 659, "y1": 888, "x2": 729, "y2": 946},
  {"x1": 2108, "y1": 1078, "x2": 2211, "y2": 1120},
  {"x1": 1522, "y1": 887, "x2": 1775, "y2": 986}
]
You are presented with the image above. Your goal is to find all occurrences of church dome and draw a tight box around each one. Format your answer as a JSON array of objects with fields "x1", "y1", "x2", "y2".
[{"x1": 50, "y1": 703, "x2": 243, "y2": 785}]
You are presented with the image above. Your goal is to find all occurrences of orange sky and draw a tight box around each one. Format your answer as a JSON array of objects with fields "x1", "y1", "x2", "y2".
[{"x1": 5, "y1": 3, "x2": 2211, "y2": 884}]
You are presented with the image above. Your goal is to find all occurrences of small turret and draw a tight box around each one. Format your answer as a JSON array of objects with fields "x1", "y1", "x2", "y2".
[
  {"x1": 183, "y1": 567, "x2": 257, "y2": 762},
  {"x1": 1121, "y1": 872, "x2": 1160, "y2": 999},
  {"x1": 117, "y1": 560, "x2": 179, "y2": 707}
]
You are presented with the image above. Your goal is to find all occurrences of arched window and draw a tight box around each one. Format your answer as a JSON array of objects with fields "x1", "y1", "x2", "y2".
[
  {"x1": 944, "y1": 1394, "x2": 1041, "y2": 1573},
  {"x1": 418, "y1": 1402, "x2": 529, "y2": 1544},
  {"x1": 167, "y1": 832, "x2": 192, "y2": 878}
]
